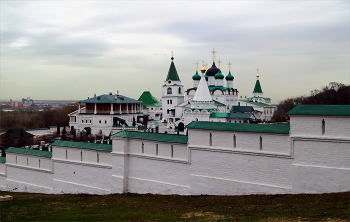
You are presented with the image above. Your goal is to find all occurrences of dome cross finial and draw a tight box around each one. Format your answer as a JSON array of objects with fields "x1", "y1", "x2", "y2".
[
  {"x1": 228, "y1": 61, "x2": 232, "y2": 71},
  {"x1": 217, "y1": 59, "x2": 221, "y2": 69},
  {"x1": 211, "y1": 48, "x2": 217, "y2": 62},
  {"x1": 256, "y1": 68, "x2": 260, "y2": 77},
  {"x1": 195, "y1": 61, "x2": 199, "y2": 71}
]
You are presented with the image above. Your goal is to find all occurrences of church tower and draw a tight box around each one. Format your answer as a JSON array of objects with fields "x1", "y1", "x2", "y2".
[
  {"x1": 252, "y1": 68, "x2": 263, "y2": 98},
  {"x1": 161, "y1": 53, "x2": 184, "y2": 122}
]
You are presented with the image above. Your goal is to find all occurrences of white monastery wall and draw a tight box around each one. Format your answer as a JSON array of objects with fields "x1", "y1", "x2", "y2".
[
  {"x1": 292, "y1": 139, "x2": 350, "y2": 194},
  {"x1": 290, "y1": 116, "x2": 350, "y2": 138},
  {"x1": 127, "y1": 157, "x2": 190, "y2": 195},
  {"x1": 1, "y1": 113, "x2": 349, "y2": 195},
  {"x1": 189, "y1": 149, "x2": 293, "y2": 195},
  {"x1": 4, "y1": 153, "x2": 53, "y2": 193}
]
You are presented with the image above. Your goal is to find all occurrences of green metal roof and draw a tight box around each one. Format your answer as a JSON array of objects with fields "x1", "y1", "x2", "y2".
[
  {"x1": 240, "y1": 100, "x2": 276, "y2": 108},
  {"x1": 285, "y1": 105, "x2": 350, "y2": 116},
  {"x1": 138, "y1": 91, "x2": 162, "y2": 106},
  {"x1": 79, "y1": 94, "x2": 143, "y2": 104},
  {"x1": 210, "y1": 113, "x2": 228, "y2": 118},
  {"x1": 112, "y1": 131, "x2": 188, "y2": 144},
  {"x1": 253, "y1": 79, "x2": 263, "y2": 93},
  {"x1": 186, "y1": 121, "x2": 290, "y2": 134},
  {"x1": 231, "y1": 106, "x2": 254, "y2": 112},
  {"x1": 225, "y1": 71, "x2": 234, "y2": 80},
  {"x1": 6, "y1": 147, "x2": 52, "y2": 158},
  {"x1": 226, "y1": 113, "x2": 254, "y2": 119},
  {"x1": 51, "y1": 141, "x2": 112, "y2": 152},
  {"x1": 214, "y1": 70, "x2": 224, "y2": 79},
  {"x1": 192, "y1": 71, "x2": 201, "y2": 80},
  {"x1": 151, "y1": 120, "x2": 159, "y2": 124},
  {"x1": 213, "y1": 100, "x2": 226, "y2": 106},
  {"x1": 0, "y1": 157, "x2": 6, "y2": 163},
  {"x1": 166, "y1": 58, "x2": 180, "y2": 81}
]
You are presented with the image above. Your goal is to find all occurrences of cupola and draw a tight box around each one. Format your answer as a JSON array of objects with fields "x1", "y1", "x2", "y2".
[{"x1": 214, "y1": 70, "x2": 224, "y2": 79}]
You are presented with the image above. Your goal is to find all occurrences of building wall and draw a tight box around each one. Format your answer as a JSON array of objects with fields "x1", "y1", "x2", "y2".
[{"x1": 1, "y1": 115, "x2": 349, "y2": 195}]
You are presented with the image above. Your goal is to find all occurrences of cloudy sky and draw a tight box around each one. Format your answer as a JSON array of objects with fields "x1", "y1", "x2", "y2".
[{"x1": 1, "y1": 1, "x2": 349, "y2": 103}]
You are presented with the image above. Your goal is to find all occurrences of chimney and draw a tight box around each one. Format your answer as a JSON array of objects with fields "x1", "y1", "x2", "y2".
[
  {"x1": 94, "y1": 93, "x2": 96, "y2": 97},
  {"x1": 117, "y1": 90, "x2": 119, "y2": 96}
]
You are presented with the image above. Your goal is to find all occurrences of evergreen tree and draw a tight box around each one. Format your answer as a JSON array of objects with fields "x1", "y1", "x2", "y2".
[{"x1": 132, "y1": 116, "x2": 136, "y2": 126}]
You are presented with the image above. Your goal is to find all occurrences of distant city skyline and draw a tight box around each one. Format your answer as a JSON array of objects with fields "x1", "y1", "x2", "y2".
[{"x1": 1, "y1": 1, "x2": 349, "y2": 103}]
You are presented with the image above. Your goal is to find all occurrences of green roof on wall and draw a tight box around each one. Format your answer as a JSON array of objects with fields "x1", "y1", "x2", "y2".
[
  {"x1": 113, "y1": 131, "x2": 188, "y2": 144},
  {"x1": 51, "y1": 140, "x2": 112, "y2": 151},
  {"x1": 6, "y1": 147, "x2": 52, "y2": 158},
  {"x1": 186, "y1": 121, "x2": 290, "y2": 134},
  {"x1": 285, "y1": 105, "x2": 350, "y2": 116}
]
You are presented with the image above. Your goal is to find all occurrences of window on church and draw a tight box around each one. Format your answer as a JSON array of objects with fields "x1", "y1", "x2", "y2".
[
  {"x1": 66, "y1": 149, "x2": 67, "y2": 159},
  {"x1": 260, "y1": 136, "x2": 262, "y2": 150},
  {"x1": 99, "y1": 120, "x2": 101, "y2": 124},
  {"x1": 142, "y1": 143, "x2": 144, "y2": 154},
  {"x1": 97, "y1": 153, "x2": 99, "y2": 163},
  {"x1": 39, "y1": 159, "x2": 41, "y2": 168},
  {"x1": 170, "y1": 100, "x2": 172, "y2": 104},
  {"x1": 156, "y1": 144, "x2": 158, "y2": 156},
  {"x1": 81, "y1": 151, "x2": 83, "y2": 161},
  {"x1": 167, "y1": 87, "x2": 172, "y2": 95},
  {"x1": 178, "y1": 87, "x2": 181, "y2": 94},
  {"x1": 167, "y1": 100, "x2": 169, "y2": 104},
  {"x1": 171, "y1": 145, "x2": 174, "y2": 158}
]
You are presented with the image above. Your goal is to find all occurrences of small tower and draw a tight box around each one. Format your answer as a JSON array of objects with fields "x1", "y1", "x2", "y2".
[
  {"x1": 252, "y1": 68, "x2": 263, "y2": 98},
  {"x1": 214, "y1": 70, "x2": 224, "y2": 86},
  {"x1": 192, "y1": 61, "x2": 201, "y2": 87},
  {"x1": 226, "y1": 61, "x2": 234, "y2": 88},
  {"x1": 161, "y1": 53, "x2": 184, "y2": 122},
  {"x1": 192, "y1": 71, "x2": 201, "y2": 87}
]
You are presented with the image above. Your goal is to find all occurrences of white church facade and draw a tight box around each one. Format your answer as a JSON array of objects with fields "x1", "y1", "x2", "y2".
[{"x1": 0, "y1": 105, "x2": 349, "y2": 196}]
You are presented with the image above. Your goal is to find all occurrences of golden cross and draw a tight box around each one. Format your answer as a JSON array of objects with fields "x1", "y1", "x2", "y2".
[
  {"x1": 171, "y1": 51, "x2": 174, "y2": 57},
  {"x1": 257, "y1": 68, "x2": 259, "y2": 74},
  {"x1": 202, "y1": 61, "x2": 205, "y2": 67},
  {"x1": 217, "y1": 59, "x2": 221, "y2": 69},
  {"x1": 204, "y1": 62, "x2": 208, "y2": 70},
  {"x1": 195, "y1": 61, "x2": 199, "y2": 71},
  {"x1": 228, "y1": 61, "x2": 232, "y2": 71},
  {"x1": 211, "y1": 48, "x2": 217, "y2": 62}
]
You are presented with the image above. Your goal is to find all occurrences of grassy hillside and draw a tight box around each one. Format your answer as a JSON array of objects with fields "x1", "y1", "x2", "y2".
[{"x1": 1, "y1": 191, "x2": 349, "y2": 221}]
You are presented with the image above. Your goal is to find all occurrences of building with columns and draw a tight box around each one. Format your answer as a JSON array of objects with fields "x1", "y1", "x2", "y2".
[{"x1": 68, "y1": 92, "x2": 143, "y2": 136}]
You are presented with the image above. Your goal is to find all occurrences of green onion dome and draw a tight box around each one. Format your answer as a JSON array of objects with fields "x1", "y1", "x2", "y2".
[
  {"x1": 225, "y1": 71, "x2": 234, "y2": 81},
  {"x1": 205, "y1": 73, "x2": 208, "y2": 81},
  {"x1": 192, "y1": 71, "x2": 201, "y2": 80},
  {"x1": 214, "y1": 70, "x2": 224, "y2": 79}
]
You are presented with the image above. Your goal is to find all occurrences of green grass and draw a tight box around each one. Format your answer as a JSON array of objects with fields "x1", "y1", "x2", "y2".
[{"x1": 0, "y1": 192, "x2": 349, "y2": 221}]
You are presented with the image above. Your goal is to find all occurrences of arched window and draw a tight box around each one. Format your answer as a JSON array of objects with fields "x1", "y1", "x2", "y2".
[
  {"x1": 167, "y1": 87, "x2": 172, "y2": 95},
  {"x1": 178, "y1": 87, "x2": 181, "y2": 94}
]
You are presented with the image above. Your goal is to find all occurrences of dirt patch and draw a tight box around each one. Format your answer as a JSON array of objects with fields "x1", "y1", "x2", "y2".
[{"x1": 181, "y1": 211, "x2": 225, "y2": 221}]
